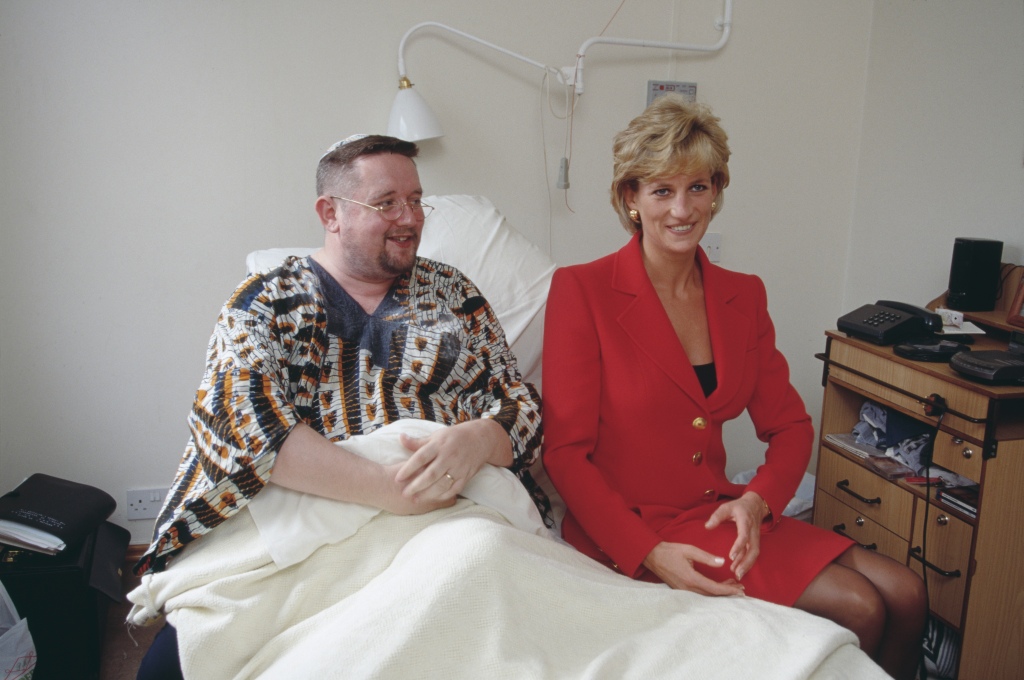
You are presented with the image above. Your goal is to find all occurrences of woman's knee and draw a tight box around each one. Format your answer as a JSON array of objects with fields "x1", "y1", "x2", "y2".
[
  {"x1": 839, "y1": 575, "x2": 887, "y2": 633},
  {"x1": 795, "y1": 563, "x2": 886, "y2": 643},
  {"x1": 887, "y1": 564, "x2": 928, "y2": 626},
  {"x1": 838, "y1": 547, "x2": 927, "y2": 625}
]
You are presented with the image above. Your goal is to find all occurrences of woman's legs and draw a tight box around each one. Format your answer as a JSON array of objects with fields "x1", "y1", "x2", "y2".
[
  {"x1": 793, "y1": 546, "x2": 927, "y2": 680},
  {"x1": 836, "y1": 547, "x2": 928, "y2": 679}
]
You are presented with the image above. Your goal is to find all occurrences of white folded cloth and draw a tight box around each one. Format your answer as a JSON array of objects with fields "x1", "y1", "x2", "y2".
[{"x1": 247, "y1": 419, "x2": 551, "y2": 568}]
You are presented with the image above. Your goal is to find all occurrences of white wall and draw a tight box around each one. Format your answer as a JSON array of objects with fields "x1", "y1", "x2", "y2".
[
  {"x1": 847, "y1": 0, "x2": 1024, "y2": 306},
  {"x1": 1, "y1": 1, "x2": 1021, "y2": 544}
]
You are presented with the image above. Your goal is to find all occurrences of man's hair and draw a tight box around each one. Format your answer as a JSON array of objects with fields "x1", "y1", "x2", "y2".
[
  {"x1": 610, "y1": 95, "x2": 730, "y2": 234},
  {"x1": 315, "y1": 135, "x2": 419, "y2": 197}
]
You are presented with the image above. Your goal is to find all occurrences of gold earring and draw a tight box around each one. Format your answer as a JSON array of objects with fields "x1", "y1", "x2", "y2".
[
  {"x1": 711, "y1": 201, "x2": 718, "y2": 211},
  {"x1": 629, "y1": 209, "x2": 640, "y2": 223}
]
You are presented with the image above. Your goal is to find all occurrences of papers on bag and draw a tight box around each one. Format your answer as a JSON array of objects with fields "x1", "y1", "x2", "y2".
[
  {"x1": 0, "y1": 520, "x2": 65, "y2": 555},
  {"x1": 0, "y1": 474, "x2": 116, "y2": 555}
]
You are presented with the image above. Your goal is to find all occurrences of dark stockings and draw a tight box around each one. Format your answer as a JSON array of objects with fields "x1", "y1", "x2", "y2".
[{"x1": 793, "y1": 546, "x2": 927, "y2": 680}]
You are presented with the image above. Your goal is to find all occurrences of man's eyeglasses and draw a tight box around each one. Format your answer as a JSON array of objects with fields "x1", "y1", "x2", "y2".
[{"x1": 331, "y1": 196, "x2": 434, "y2": 222}]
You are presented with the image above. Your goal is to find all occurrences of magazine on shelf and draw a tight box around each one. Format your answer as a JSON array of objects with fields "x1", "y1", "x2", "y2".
[
  {"x1": 938, "y1": 501, "x2": 976, "y2": 519},
  {"x1": 0, "y1": 473, "x2": 116, "y2": 555},
  {"x1": 937, "y1": 485, "x2": 979, "y2": 518},
  {"x1": 824, "y1": 433, "x2": 917, "y2": 479},
  {"x1": 938, "y1": 496, "x2": 977, "y2": 518},
  {"x1": 823, "y1": 433, "x2": 882, "y2": 460}
]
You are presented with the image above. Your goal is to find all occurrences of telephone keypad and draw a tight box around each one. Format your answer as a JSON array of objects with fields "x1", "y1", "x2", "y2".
[{"x1": 862, "y1": 310, "x2": 903, "y2": 327}]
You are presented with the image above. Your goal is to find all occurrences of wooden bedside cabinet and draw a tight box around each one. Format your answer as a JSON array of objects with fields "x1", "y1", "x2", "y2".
[{"x1": 813, "y1": 331, "x2": 1024, "y2": 679}]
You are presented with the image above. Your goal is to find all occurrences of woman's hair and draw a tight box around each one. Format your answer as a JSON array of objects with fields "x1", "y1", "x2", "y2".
[{"x1": 610, "y1": 95, "x2": 731, "y2": 234}]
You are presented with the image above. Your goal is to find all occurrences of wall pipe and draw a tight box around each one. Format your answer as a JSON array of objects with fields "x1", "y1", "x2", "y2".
[
  {"x1": 394, "y1": 0, "x2": 733, "y2": 95},
  {"x1": 569, "y1": 0, "x2": 733, "y2": 94}
]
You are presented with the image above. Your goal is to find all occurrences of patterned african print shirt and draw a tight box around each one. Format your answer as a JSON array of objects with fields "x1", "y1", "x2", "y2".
[{"x1": 135, "y1": 256, "x2": 545, "y2": 574}]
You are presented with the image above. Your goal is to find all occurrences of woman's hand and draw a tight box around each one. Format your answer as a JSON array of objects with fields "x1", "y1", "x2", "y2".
[
  {"x1": 704, "y1": 491, "x2": 770, "y2": 581},
  {"x1": 642, "y1": 542, "x2": 745, "y2": 596}
]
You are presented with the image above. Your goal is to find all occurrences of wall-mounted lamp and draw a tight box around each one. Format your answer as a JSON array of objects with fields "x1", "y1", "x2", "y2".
[
  {"x1": 387, "y1": 21, "x2": 564, "y2": 141},
  {"x1": 387, "y1": 0, "x2": 733, "y2": 146},
  {"x1": 388, "y1": 75, "x2": 444, "y2": 142}
]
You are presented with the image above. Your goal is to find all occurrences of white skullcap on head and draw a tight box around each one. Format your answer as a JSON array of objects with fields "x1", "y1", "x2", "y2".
[{"x1": 320, "y1": 134, "x2": 370, "y2": 160}]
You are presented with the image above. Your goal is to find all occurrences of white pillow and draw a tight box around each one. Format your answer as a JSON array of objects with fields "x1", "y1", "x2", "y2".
[
  {"x1": 417, "y1": 195, "x2": 554, "y2": 391},
  {"x1": 245, "y1": 247, "x2": 317, "y2": 275}
]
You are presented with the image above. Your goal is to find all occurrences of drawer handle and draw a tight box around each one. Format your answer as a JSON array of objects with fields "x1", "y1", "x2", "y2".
[
  {"x1": 832, "y1": 523, "x2": 877, "y2": 551},
  {"x1": 836, "y1": 479, "x2": 882, "y2": 505},
  {"x1": 961, "y1": 447, "x2": 974, "y2": 460},
  {"x1": 909, "y1": 547, "x2": 962, "y2": 578}
]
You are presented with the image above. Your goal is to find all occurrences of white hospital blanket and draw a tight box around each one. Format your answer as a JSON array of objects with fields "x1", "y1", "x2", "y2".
[{"x1": 127, "y1": 422, "x2": 888, "y2": 680}]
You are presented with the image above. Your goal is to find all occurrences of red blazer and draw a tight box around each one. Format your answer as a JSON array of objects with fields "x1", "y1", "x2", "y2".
[{"x1": 542, "y1": 233, "x2": 813, "y2": 578}]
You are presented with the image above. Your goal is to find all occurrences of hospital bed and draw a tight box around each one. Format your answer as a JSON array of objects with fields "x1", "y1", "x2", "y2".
[{"x1": 127, "y1": 195, "x2": 888, "y2": 679}]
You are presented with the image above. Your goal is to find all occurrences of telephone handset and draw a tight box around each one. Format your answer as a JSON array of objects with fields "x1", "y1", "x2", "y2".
[{"x1": 837, "y1": 300, "x2": 943, "y2": 345}]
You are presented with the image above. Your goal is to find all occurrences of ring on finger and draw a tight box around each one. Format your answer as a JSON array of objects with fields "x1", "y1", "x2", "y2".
[{"x1": 444, "y1": 472, "x2": 456, "y2": 485}]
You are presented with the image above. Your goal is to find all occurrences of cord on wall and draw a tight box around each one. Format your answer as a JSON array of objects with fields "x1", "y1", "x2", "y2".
[{"x1": 556, "y1": 158, "x2": 570, "y2": 189}]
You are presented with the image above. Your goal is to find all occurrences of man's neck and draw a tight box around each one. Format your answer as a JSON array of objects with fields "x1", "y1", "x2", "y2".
[{"x1": 311, "y1": 250, "x2": 397, "y2": 315}]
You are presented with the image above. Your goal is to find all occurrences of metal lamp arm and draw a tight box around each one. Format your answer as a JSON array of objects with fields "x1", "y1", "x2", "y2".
[
  {"x1": 396, "y1": 21, "x2": 562, "y2": 83},
  {"x1": 569, "y1": 0, "x2": 733, "y2": 94}
]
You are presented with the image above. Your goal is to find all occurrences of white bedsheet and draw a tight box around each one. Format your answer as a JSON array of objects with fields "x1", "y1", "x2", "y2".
[{"x1": 127, "y1": 422, "x2": 888, "y2": 680}]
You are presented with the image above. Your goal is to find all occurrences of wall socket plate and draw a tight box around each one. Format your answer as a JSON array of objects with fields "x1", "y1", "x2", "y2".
[
  {"x1": 648, "y1": 80, "x2": 698, "y2": 107},
  {"x1": 126, "y1": 487, "x2": 168, "y2": 520}
]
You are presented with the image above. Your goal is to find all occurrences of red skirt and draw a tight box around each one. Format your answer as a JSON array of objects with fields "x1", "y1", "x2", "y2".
[{"x1": 572, "y1": 501, "x2": 853, "y2": 607}]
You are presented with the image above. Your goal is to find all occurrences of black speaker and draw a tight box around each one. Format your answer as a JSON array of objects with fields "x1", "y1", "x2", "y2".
[{"x1": 947, "y1": 237, "x2": 1003, "y2": 312}]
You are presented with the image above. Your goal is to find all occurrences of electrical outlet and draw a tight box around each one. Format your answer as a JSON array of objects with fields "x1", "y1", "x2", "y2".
[
  {"x1": 701, "y1": 232, "x2": 722, "y2": 262},
  {"x1": 647, "y1": 80, "x2": 698, "y2": 107},
  {"x1": 126, "y1": 487, "x2": 167, "y2": 521}
]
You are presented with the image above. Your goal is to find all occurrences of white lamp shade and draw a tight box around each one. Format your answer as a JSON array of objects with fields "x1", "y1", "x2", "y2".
[{"x1": 387, "y1": 86, "x2": 444, "y2": 141}]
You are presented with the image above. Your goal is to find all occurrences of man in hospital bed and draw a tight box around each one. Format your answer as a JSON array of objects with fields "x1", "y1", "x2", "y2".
[
  {"x1": 128, "y1": 134, "x2": 888, "y2": 680},
  {"x1": 131, "y1": 133, "x2": 547, "y2": 676}
]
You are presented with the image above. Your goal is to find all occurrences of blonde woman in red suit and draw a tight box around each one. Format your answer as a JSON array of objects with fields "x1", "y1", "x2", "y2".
[{"x1": 542, "y1": 95, "x2": 926, "y2": 680}]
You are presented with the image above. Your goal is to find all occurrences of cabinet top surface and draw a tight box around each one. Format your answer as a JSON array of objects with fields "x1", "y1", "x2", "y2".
[{"x1": 823, "y1": 331, "x2": 1024, "y2": 400}]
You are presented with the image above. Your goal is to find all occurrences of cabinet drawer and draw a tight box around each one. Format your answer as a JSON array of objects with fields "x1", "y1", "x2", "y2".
[
  {"x1": 910, "y1": 498, "x2": 973, "y2": 628},
  {"x1": 828, "y1": 341, "x2": 990, "y2": 441},
  {"x1": 931, "y1": 431, "x2": 984, "y2": 484},
  {"x1": 817, "y1": 447, "x2": 914, "y2": 538},
  {"x1": 813, "y1": 489, "x2": 909, "y2": 563}
]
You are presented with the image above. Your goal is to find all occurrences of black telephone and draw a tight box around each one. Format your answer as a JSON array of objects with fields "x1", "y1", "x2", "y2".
[{"x1": 837, "y1": 300, "x2": 943, "y2": 345}]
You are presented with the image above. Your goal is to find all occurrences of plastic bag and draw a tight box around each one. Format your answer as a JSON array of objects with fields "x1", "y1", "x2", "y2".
[{"x1": 0, "y1": 581, "x2": 36, "y2": 679}]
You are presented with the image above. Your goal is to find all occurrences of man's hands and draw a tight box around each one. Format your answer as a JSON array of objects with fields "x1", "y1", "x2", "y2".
[
  {"x1": 377, "y1": 462, "x2": 456, "y2": 515},
  {"x1": 643, "y1": 491, "x2": 771, "y2": 596},
  {"x1": 269, "y1": 419, "x2": 512, "y2": 517},
  {"x1": 394, "y1": 418, "x2": 512, "y2": 503}
]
